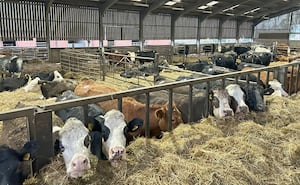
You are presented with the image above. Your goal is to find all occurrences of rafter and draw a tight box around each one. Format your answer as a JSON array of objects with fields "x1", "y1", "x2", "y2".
[
  {"x1": 99, "y1": 0, "x2": 119, "y2": 12},
  {"x1": 173, "y1": 0, "x2": 212, "y2": 20},
  {"x1": 141, "y1": 0, "x2": 170, "y2": 21}
]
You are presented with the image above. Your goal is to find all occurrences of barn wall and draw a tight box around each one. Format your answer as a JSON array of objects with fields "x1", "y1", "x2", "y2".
[
  {"x1": 143, "y1": 13, "x2": 171, "y2": 40},
  {"x1": 103, "y1": 9, "x2": 139, "y2": 40},
  {"x1": 239, "y1": 22, "x2": 253, "y2": 38},
  {"x1": 200, "y1": 18, "x2": 219, "y2": 39},
  {"x1": 222, "y1": 20, "x2": 236, "y2": 38},
  {"x1": 175, "y1": 16, "x2": 198, "y2": 39},
  {"x1": 50, "y1": 4, "x2": 99, "y2": 40},
  {"x1": 0, "y1": 1, "x2": 46, "y2": 41}
]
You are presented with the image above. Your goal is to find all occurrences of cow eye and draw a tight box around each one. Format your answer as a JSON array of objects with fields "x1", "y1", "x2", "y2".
[{"x1": 83, "y1": 135, "x2": 90, "y2": 148}]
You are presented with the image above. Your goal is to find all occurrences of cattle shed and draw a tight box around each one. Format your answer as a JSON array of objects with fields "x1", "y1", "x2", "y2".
[{"x1": 1, "y1": 0, "x2": 300, "y2": 185}]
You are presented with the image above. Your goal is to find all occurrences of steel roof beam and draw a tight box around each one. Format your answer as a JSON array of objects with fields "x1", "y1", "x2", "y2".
[
  {"x1": 141, "y1": 0, "x2": 171, "y2": 21},
  {"x1": 173, "y1": 0, "x2": 212, "y2": 20},
  {"x1": 100, "y1": 0, "x2": 119, "y2": 12}
]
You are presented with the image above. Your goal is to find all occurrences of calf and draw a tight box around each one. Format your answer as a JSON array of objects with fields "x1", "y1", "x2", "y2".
[
  {"x1": 0, "y1": 141, "x2": 39, "y2": 185},
  {"x1": 54, "y1": 117, "x2": 93, "y2": 178},
  {"x1": 225, "y1": 84, "x2": 249, "y2": 119},
  {"x1": 211, "y1": 53, "x2": 238, "y2": 70}
]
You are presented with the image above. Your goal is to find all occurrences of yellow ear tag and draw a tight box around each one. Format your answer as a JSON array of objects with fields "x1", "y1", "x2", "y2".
[
  {"x1": 131, "y1": 125, "x2": 139, "y2": 132},
  {"x1": 23, "y1": 153, "x2": 30, "y2": 161},
  {"x1": 209, "y1": 93, "x2": 213, "y2": 100},
  {"x1": 88, "y1": 123, "x2": 93, "y2": 131}
]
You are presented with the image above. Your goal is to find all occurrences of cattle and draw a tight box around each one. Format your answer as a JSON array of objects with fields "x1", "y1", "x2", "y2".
[
  {"x1": 32, "y1": 70, "x2": 64, "y2": 82},
  {"x1": 0, "y1": 74, "x2": 31, "y2": 92},
  {"x1": 266, "y1": 79, "x2": 289, "y2": 97},
  {"x1": 234, "y1": 46, "x2": 251, "y2": 55},
  {"x1": 53, "y1": 117, "x2": 94, "y2": 178},
  {"x1": 183, "y1": 60, "x2": 211, "y2": 72},
  {"x1": 225, "y1": 84, "x2": 249, "y2": 120},
  {"x1": 39, "y1": 79, "x2": 78, "y2": 99},
  {"x1": 22, "y1": 77, "x2": 41, "y2": 92},
  {"x1": 211, "y1": 53, "x2": 238, "y2": 70},
  {"x1": 100, "y1": 109, "x2": 142, "y2": 167},
  {"x1": 241, "y1": 84, "x2": 265, "y2": 112},
  {"x1": 210, "y1": 88, "x2": 235, "y2": 119},
  {"x1": 74, "y1": 80, "x2": 183, "y2": 138},
  {"x1": 0, "y1": 141, "x2": 39, "y2": 185},
  {"x1": 240, "y1": 51, "x2": 272, "y2": 66},
  {"x1": 136, "y1": 50, "x2": 156, "y2": 64},
  {"x1": 0, "y1": 55, "x2": 24, "y2": 76}
]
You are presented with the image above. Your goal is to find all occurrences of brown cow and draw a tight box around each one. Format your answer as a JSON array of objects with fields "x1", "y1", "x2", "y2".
[
  {"x1": 241, "y1": 67, "x2": 274, "y2": 85},
  {"x1": 74, "y1": 80, "x2": 183, "y2": 138}
]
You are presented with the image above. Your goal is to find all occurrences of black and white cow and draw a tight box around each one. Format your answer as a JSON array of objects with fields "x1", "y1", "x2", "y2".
[
  {"x1": 0, "y1": 74, "x2": 31, "y2": 92},
  {"x1": 0, "y1": 55, "x2": 24, "y2": 76},
  {"x1": 32, "y1": 70, "x2": 64, "y2": 82},
  {"x1": 242, "y1": 84, "x2": 265, "y2": 112},
  {"x1": 0, "y1": 141, "x2": 39, "y2": 185},
  {"x1": 225, "y1": 84, "x2": 249, "y2": 120}
]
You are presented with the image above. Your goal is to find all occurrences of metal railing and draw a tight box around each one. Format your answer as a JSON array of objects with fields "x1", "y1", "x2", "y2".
[{"x1": 0, "y1": 60, "x2": 300, "y2": 174}]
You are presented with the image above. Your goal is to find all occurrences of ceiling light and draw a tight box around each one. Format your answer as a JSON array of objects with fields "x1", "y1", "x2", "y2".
[
  {"x1": 132, "y1": 2, "x2": 149, "y2": 7},
  {"x1": 207, "y1": 1, "x2": 219, "y2": 6},
  {"x1": 131, "y1": 0, "x2": 142, "y2": 2},
  {"x1": 246, "y1": 15, "x2": 253, "y2": 18},
  {"x1": 198, "y1": 5, "x2": 208, "y2": 10},
  {"x1": 223, "y1": 4, "x2": 240, "y2": 12},
  {"x1": 244, "y1": 7, "x2": 260, "y2": 15},
  {"x1": 201, "y1": 10, "x2": 212, "y2": 14},
  {"x1": 172, "y1": 7, "x2": 184, "y2": 11},
  {"x1": 165, "y1": 1, "x2": 177, "y2": 6},
  {"x1": 225, "y1": 13, "x2": 234, "y2": 16}
]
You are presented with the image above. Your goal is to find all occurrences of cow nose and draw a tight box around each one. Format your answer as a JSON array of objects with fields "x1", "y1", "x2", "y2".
[
  {"x1": 71, "y1": 155, "x2": 90, "y2": 171},
  {"x1": 224, "y1": 110, "x2": 233, "y2": 116},
  {"x1": 111, "y1": 147, "x2": 125, "y2": 160},
  {"x1": 256, "y1": 104, "x2": 265, "y2": 111},
  {"x1": 239, "y1": 106, "x2": 249, "y2": 114}
]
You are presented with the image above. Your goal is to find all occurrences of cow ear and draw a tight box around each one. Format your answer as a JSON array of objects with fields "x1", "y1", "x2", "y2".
[
  {"x1": 155, "y1": 109, "x2": 165, "y2": 119},
  {"x1": 92, "y1": 115, "x2": 105, "y2": 132}
]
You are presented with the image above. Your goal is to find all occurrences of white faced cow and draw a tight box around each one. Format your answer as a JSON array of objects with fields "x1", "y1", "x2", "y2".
[
  {"x1": 210, "y1": 88, "x2": 234, "y2": 119},
  {"x1": 267, "y1": 79, "x2": 289, "y2": 97},
  {"x1": 54, "y1": 117, "x2": 91, "y2": 178},
  {"x1": 101, "y1": 109, "x2": 130, "y2": 167},
  {"x1": 226, "y1": 84, "x2": 249, "y2": 119}
]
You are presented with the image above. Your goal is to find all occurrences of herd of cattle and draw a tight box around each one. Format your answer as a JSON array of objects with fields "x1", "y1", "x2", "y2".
[{"x1": 0, "y1": 45, "x2": 297, "y2": 184}]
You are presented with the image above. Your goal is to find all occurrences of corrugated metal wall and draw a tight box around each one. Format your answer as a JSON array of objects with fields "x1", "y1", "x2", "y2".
[
  {"x1": 143, "y1": 13, "x2": 171, "y2": 40},
  {"x1": 175, "y1": 16, "x2": 198, "y2": 39},
  {"x1": 50, "y1": 4, "x2": 99, "y2": 40},
  {"x1": 0, "y1": 0, "x2": 46, "y2": 41},
  {"x1": 0, "y1": 1, "x2": 254, "y2": 42},
  {"x1": 200, "y1": 18, "x2": 219, "y2": 38},
  {"x1": 103, "y1": 9, "x2": 139, "y2": 40},
  {"x1": 239, "y1": 22, "x2": 252, "y2": 38},
  {"x1": 222, "y1": 20, "x2": 236, "y2": 38}
]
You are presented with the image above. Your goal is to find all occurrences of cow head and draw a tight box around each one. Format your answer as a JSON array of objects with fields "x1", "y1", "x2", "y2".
[
  {"x1": 154, "y1": 102, "x2": 183, "y2": 132},
  {"x1": 243, "y1": 85, "x2": 265, "y2": 112},
  {"x1": 99, "y1": 110, "x2": 143, "y2": 167},
  {"x1": 209, "y1": 89, "x2": 234, "y2": 119},
  {"x1": 54, "y1": 118, "x2": 91, "y2": 178},
  {"x1": 226, "y1": 84, "x2": 249, "y2": 120}
]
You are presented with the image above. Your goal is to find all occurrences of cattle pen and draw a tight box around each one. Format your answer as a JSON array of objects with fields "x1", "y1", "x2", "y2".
[{"x1": 1, "y1": 60, "x2": 300, "y2": 176}]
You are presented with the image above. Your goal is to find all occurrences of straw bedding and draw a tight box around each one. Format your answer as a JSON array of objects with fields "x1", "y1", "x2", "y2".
[
  {"x1": 21, "y1": 94, "x2": 300, "y2": 185},
  {"x1": 0, "y1": 62, "x2": 299, "y2": 185}
]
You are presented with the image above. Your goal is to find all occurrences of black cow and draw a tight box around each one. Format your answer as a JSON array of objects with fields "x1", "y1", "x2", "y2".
[
  {"x1": 0, "y1": 74, "x2": 30, "y2": 92},
  {"x1": 211, "y1": 53, "x2": 238, "y2": 70},
  {"x1": 0, "y1": 141, "x2": 39, "y2": 185},
  {"x1": 240, "y1": 51, "x2": 272, "y2": 66},
  {"x1": 241, "y1": 84, "x2": 265, "y2": 112},
  {"x1": 184, "y1": 60, "x2": 211, "y2": 72},
  {"x1": 234, "y1": 46, "x2": 251, "y2": 55},
  {"x1": 136, "y1": 50, "x2": 157, "y2": 64}
]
